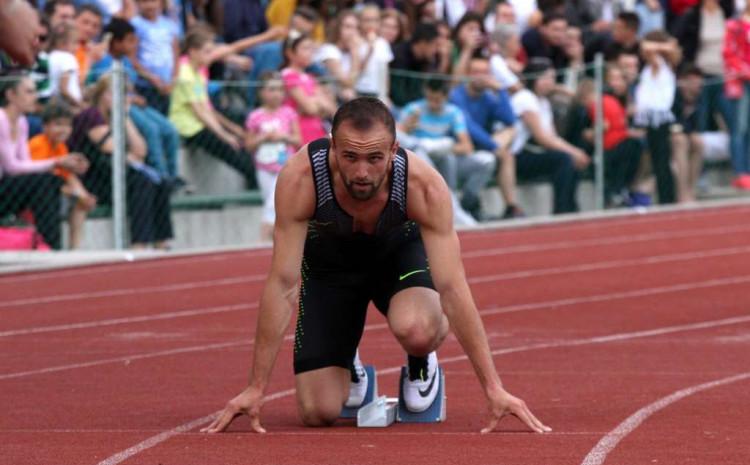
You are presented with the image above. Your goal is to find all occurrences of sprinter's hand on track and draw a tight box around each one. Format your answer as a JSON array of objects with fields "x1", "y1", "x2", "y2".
[
  {"x1": 481, "y1": 387, "x2": 551, "y2": 434},
  {"x1": 201, "y1": 386, "x2": 266, "y2": 434}
]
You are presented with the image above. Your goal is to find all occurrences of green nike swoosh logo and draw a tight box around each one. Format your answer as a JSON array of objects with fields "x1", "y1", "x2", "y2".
[{"x1": 399, "y1": 269, "x2": 427, "y2": 281}]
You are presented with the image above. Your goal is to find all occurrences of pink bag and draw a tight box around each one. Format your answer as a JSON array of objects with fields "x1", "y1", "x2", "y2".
[{"x1": 0, "y1": 227, "x2": 51, "y2": 250}]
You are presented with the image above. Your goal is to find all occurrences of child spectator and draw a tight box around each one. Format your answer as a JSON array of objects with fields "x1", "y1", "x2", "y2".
[
  {"x1": 48, "y1": 23, "x2": 84, "y2": 111},
  {"x1": 578, "y1": 76, "x2": 643, "y2": 207},
  {"x1": 29, "y1": 102, "x2": 97, "y2": 249},
  {"x1": 357, "y1": 4, "x2": 394, "y2": 103},
  {"x1": 722, "y1": 2, "x2": 750, "y2": 189},
  {"x1": 131, "y1": 0, "x2": 180, "y2": 114},
  {"x1": 0, "y1": 73, "x2": 88, "y2": 250},
  {"x1": 244, "y1": 72, "x2": 301, "y2": 242},
  {"x1": 281, "y1": 32, "x2": 337, "y2": 145},
  {"x1": 89, "y1": 18, "x2": 182, "y2": 185},
  {"x1": 398, "y1": 78, "x2": 496, "y2": 221},
  {"x1": 634, "y1": 30, "x2": 682, "y2": 204},
  {"x1": 168, "y1": 27, "x2": 254, "y2": 184},
  {"x1": 74, "y1": 4, "x2": 106, "y2": 88}
]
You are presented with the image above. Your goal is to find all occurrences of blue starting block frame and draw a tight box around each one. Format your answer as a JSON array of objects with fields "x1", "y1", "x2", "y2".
[
  {"x1": 340, "y1": 365, "x2": 378, "y2": 418},
  {"x1": 396, "y1": 366, "x2": 446, "y2": 423}
]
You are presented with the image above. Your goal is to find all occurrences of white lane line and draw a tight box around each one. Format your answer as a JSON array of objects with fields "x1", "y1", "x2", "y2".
[
  {"x1": 1, "y1": 205, "x2": 747, "y2": 286},
  {"x1": 94, "y1": 314, "x2": 750, "y2": 465},
  {"x1": 5, "y1": 260, "x2": 750, "y2": 338},
  {"x1": 580, "y1": 372, "x2": 750, "y2": 465},
  {"x1": 0, "y1": 276, "x2": 264, "y2": 309},
  {"x1": 467, "y1": 245, "x2": 750, "y2": 283},
  {"x1": 5, "y1": 231, "x2": 750, "y2": 311},
  {"x1": 0, "y1": 303, "x2": 256, "y2": 338},
  {"x1": 463, "y1": 223, "x2": 750, "y2": 258}
]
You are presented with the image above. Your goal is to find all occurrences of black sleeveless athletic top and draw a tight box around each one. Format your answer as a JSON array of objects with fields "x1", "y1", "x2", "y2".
[{"x1": 303, "y1": 138, "x2": 420, "y2": 270}]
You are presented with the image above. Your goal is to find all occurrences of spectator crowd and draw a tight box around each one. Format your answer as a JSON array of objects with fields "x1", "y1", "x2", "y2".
[{"x1": 1, "y1": 0, "x2": 750, "y2": 249}]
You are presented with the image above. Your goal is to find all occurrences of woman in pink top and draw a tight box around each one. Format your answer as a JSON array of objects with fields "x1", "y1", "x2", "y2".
[
  {"x1": 281, "y1": 33, "x2": 337, "y2": 144},
  {"x1": 0, "y1": 73, "x2": 88, "y2": 249}
]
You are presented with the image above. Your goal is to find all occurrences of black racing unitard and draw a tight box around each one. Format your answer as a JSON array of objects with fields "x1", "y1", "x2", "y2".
[{"x1": 302, "y1": 138, "x2": 420, "y2": 272}]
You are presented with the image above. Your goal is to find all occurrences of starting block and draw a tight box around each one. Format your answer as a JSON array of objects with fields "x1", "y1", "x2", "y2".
[
  {"x1": 357, "y1": 396, "x2": 398, "y2": 427},
  {"x1": 340, "y1": 365, "x2": 378, "y2": 419},
  {"x1": 396, "y1": 366, "x2": 446, "y2": 423}
]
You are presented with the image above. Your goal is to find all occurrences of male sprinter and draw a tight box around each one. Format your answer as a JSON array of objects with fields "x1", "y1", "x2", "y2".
[{"x1": 203, "y1": 98, "x2": 550, "y2": 434}]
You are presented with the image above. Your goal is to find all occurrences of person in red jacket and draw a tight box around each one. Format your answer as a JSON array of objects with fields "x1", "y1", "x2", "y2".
[{"x1": 722, "y1": 4, "x2": 750, "y2": 189}]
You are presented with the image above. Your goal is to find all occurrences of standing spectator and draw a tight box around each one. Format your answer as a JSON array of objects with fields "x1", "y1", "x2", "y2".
[
  {"x1": 69, "y1": 75, "x2": 174, "y2": 249},
  {"x1": 314, "y1": 9, "x2": 365, "y2": 102},
  {"x1": 48, "y1": 23, "x2": 84, "y2": 111},
  {"x1": 634, "y1": 30, "x2": 682, "y2": 204},
  {"x1": 0, "y1": 73, "x2": 88, "y2": 250},
  {"x1": 510, "y1": 59, "x2": 589, "y2": 214},
  {"x1": 450, "y1": 55, "x2": 523, "y2": 218},
  {"x1": 521, "y1": 11, "x2": 570, "y2": 70},
  {"x1": 584, "y1": 11, "x2": 641, "y2": 63},
  {"x1": 389, "y1": 22, "x2": 441, "y2": 108},
  {"x1": 244, "y1": 72, "x2": 301, "y2": 242},
  {"x1": 74, "y1": 4, "x2": 106, "y2": 88},
  {"x1": 168, "y1": 27, "x2": 254, "y2": 184},
  {"x1": 398, "y1": 78, "x2": 496, "y2": 220},
  {"x1": 29, "y1": 102, "x2": 97, "y2": 249},
  {"x1": 131, "y1": 0, "x2": 180, "y2": 114},
  {"x1": 89, "y1": 18, "x2": 182, "y2": 184},
  {"x1": 722, "y1": 1, "x2": 750, "y2": 189},
  {"x1": 281, "y1": 32, "x2": 337, "y2": 145},
  {"x1": 356, "y1": 4, "x2": 394, "y2": 103}
]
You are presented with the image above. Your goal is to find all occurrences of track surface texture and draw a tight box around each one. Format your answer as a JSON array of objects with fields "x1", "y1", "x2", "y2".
[{"x1": 2, "y1": 204, "x2": 750, "y2": 465}]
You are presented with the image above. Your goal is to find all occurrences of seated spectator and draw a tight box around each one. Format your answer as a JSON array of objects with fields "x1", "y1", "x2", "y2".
[
  {"x1": 484, "y1": 0, "x2": 518, "y2": 33},
  {"x1": 613, "y1": 51, "x2": 640, "y2": 102},
  {"x1": 69, "y1": 76, "x2": 174, "y2": 249},
  {"x1": 89, "y1": 18, "x2": 182, "y2": 185},
  {"x1": 584, "y1": 11, "x2": 641, "y2": 63},
  {"x1": 671, "y1": 65, "x2": 713, "y2": 203},
  {"x1": 0, "y1": 73, "x2": 88, "y2": 250},
  {"x1": 48, "y1": 23, "x2": 84, "y2": 112},
  {"x1": 44, "y1": 0, "x2": 76, "y2": 29},
  {"x1": 450, "y1": 55, "x2": 524, "y2": 218},
  {"x1": 130, "y1": 0, "x2": 180, "y2": 114},
  {"x1": 281, "y1": 32, "x2": 337, "y2": 145},
  {"x1": 633, "y1": 31, "x2": 682, "y2": 204},
  {"x1": 244, "y1": 72, "x2": 301, "y2": 242},
  {"x1": 380, "y1": 8, "x2": 409, "y2": 51},
  {"x1": 722, "y1": 2, "x2": 750, "y2": 190},
  {"x1": 315, "y1": 9, "x2": 365, "y2": 102},
  {"x1": 510, "y1": 59, "x2": 589, "y2": 214},
  {"x1": 168, "y1": 27, "x2": 255, "y2": 186},
  {"x1": 29, "y1": 102, "x2": 97, "y2": 249},
  {"x1": 356, "y1": 4, "x2": 394, "y2": 103},
  {"x1": 490, "y1": 23, "x2": 527, "y2": 82},
  {"x1": 74, "y1": 4, "x2": 106, "y2": 88},
  {"x1": 577, "y1": 77, "x2": 643, "y2": 207},
  {"x1": 389, "y1": 22, "x2": 441, "y2": 108},
  {"x1": 398, "y1": 78, "x2": 496, "y2": 220},
  {"x1": 451, "y1": 12, "x2": 487, "y2": 78},
  {"x1": 521, "y1": 11, "x2": 570, "y2": 70}
]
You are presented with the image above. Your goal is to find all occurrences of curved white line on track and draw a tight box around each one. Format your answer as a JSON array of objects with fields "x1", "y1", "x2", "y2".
[
  {"x1": 580, "y1": 372, "x2": 750, "y2": 465},
  {"x1": 94, "y1": 314, "x2": 750, "y2": 465}
]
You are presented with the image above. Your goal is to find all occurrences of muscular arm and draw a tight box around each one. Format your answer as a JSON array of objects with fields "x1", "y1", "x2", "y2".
[
  {"x1": 248, "y1": 162, "x2": 311, "y2": 390},
  {"x1": 408, "y1": 157, "x2": 502, "y2": 395}
]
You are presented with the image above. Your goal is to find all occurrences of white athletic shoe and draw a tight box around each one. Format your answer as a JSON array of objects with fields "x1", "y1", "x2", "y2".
[
  {"x1": 402, "y1": 352, "x2": 439, "y2": 413},
  {"x1": 345, "y1": 351, "x2": 368, "y2": 408}
]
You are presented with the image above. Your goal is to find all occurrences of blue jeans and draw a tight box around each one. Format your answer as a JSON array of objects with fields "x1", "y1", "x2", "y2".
[
  {"x1": 726, "y1": 83, "x2": 750, "y2": 175},
  {"x1": 129, "y1": 105, "x2": 180, "y2": 178}
]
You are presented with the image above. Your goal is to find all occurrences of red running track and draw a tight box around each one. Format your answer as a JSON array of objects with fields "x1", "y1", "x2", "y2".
[{"x1": 1, "y1": 205, "x2": 750, "y2": 465}]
